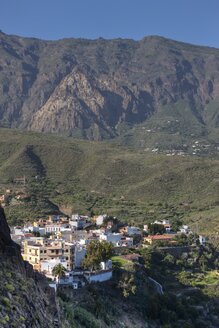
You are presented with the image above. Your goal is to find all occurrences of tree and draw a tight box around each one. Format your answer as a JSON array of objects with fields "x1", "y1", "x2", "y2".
[
  {"x1": 82, "y1": 240, "x2": 114, "y2": 271},
  {"x1": 118, "y1": 272, "x2": 136, "y2": 298},
  {"x1": 148, "y1": 223, "x2": 165, "y2": 235},
  {"x1": 171, "y1": 219, "x2": 183, "y2": 232},
  {"x1": 52, "y1": 264, "x2": 66, "y2": 284},
  {"x1": 163, "y1": 254, "x2": 175, "y2": 267},
  {"x1": 141, "y1": 248, "x2": 152, "y2": 270},
  {"x1": 198, "y1": 255, "x2": 208, "y2": 272}
]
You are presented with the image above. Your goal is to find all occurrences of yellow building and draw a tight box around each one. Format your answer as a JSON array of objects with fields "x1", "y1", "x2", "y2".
[{"x1": 22, "y1": 237, "x2": 75, "y2": 271}]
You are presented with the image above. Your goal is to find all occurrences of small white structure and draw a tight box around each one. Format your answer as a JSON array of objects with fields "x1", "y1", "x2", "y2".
[
  {"x1": 100, "y1": 260, "x2": 112, "y2": 270},
  {"x1": 84, "y1": 270, "x2": 112, "y2": 283},
  {"x1": 13, "y1": 226, "x2": 23, "y2": 235},
  {"x1": 69, "y1": 214, "x2": 87, "y2": 229},
  {"x1": 199, "y1": 235, "x2": 206, "y2": 245},
  {"x1": 99, "y1": 233, "x2": 122, "y2": 246},
  {"x1": 126, "y1": 226, "x2": 142, "y2": 236},
  {"x1": 96, "y1": 214, "x2": 107, "y2": 226},
  {"x1": 179, "y1": 225, "x2": 191, "y2": 234},
  {"x1": 143, "y1": 225, "x2": 148, "y2": 232},
  {"x1": 118, "y1": 237, "x2": 133, "y2": 247},
  {"x1": 41, "y1": 258, "x2": 68, "y2": 276}
]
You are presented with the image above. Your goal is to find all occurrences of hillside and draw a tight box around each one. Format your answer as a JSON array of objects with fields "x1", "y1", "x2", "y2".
[
  {"x1": 0, "y1": 128, "x2": 218, "y2": 234},
  {"x1": 0, "y1": 207, "x2": 60, "y2": 327},
  {"x1": 0, "y1": 31, "x2": 219, "y2": 154}
]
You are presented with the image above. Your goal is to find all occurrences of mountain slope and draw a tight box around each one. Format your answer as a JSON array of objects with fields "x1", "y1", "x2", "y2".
[
  {"x1": 0, "y1": 128, "x2": 218, "y2": 233},
  {"x1": 0, "y1": 31, "x2": 219, "y2": 150}
]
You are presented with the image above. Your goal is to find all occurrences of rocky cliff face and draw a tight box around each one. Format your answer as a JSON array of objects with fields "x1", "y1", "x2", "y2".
[
  {"x1": 0, "y1": 206, "x2": 12, "y2": 250},
  {"x1": 0, "y1": 207, "x2": 60, "y2": 328},
  {"x1": 0, "y1": 31, "x2": 219, "y2": 140}
]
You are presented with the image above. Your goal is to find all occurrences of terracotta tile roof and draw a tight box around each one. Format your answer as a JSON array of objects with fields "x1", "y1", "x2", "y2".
[{"x1": 145, "y1": 234, "x2": 175, "y2": 240}]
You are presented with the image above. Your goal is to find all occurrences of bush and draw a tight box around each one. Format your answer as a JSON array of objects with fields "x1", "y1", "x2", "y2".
[
  {"x1": 1, "y1": 297, "x2": 11, "y2": 308},
  {"x1": 5, "y1": 283, "x2": 15, "y2": 293},
  {"x1": 74, "y1": 307, "x2": 101, "y2": 328}
]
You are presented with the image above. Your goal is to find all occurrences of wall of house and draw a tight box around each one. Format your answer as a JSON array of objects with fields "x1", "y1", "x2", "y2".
[
  {"x1": 85, "y1": 270, "x2": 112, "y2": 283},
  {"x1": 74, "y1": 246, "x2": 86, "y2": 268}
]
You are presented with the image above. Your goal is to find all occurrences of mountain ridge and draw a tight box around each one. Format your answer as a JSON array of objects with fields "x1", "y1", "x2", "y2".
[{"x1": 0, "y1": 31, "x2": 219, "y2": 149}]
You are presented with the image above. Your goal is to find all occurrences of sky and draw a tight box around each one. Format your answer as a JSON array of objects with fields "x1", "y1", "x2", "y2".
[{"x1": 1, "y1": 0, "x2": 219, "y2": 47}]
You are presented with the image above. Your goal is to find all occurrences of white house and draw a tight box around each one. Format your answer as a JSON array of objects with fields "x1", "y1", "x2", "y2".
[
  {"x1": 96, "y1": 214, "x2": 107, "y2": 226},
  {"x1": 126, "y1": 226, "x2": 142, "y2": 236},
  {"x1": 118, "y1": 237, "x2": 133, "y2": 247},
  {"x1": 41, "y1": 258, "x2": 68, "y2": 276},
  {"x1": 13, "y1": 226, "x2": 23, "y2": 235},
  {"x1": 69, "y1": 214, "x2": 88, "y2": 229},
  {"x1": 179, "y1": 225, "x2": 191, "y2": 234},
  {"x1": 99, "y1": 233, "x2": 122, "y2": 246},
  {"x1": 45, "y1": 224, "x2": 62, "y2": 234}
]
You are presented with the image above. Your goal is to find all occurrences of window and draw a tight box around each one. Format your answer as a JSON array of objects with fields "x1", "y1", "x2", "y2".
[{"x1": 66, "y1": 257, "x2": 68, "y2": 260}]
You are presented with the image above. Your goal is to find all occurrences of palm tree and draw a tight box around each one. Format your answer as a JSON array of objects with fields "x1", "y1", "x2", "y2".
[{"x1": 52, "y1": 264, "x2": 66, "y2": 285}]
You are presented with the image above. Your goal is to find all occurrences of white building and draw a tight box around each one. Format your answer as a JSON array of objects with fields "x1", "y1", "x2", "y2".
[
  {"x1": 69, "y1": 214, "x2": 88, "y2": 229},
  {"x1": 126, "y1": 226, "x2": 142, "y2": 236},
  {"x1": 179, "y1": 225, "x2": 191, "y2": 234},
  {"x1": 41, "y1": 258, "x2": 68, "y2": 276},
  {"x1": 199, "y1": 235, "x2": 206, "y2": 245},
  {"x1": 84, "y1": 270, "x2": 112, "y2": 283},
  {"x1": 74, "y1": 246, "x2": 87, "y2": 268},
  {"x1": 33, "y1": 226, "x2": 46, "y2": 235},
  {"x1": 99, "y1": 233, "x2": 122, "y2": 246},
  {"x1": 96, "y1": 214, "x2": 107, "y2": 226},
  {"x1": 13, "y1": 226, "x2": 23, "y2": 235},
  {"x1": 118, "y1": 237, "x2": 133, "y2": 247}
]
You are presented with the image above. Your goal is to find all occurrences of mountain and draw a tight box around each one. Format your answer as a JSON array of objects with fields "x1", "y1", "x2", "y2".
[{"x1": 0, "y1": 31, "x2": 219, "y2": 153}]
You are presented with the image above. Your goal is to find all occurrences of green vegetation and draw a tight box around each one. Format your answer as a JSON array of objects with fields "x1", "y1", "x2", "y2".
[
  {"x1": 0, "y1": 256, "x2": 55, "y2": 328},
  {"x1": 0, "y1": 128, "x2": 218, "y2": 235},
  {"x1": 82, "y1": 240, "x2": 113, "y2": 270},
  {"x1": 111, "y1": 256, "x2": 132, "y2": 269},
  {"x1": 60, "y1": 242, "x2": 219, "y2": 328},
  {"x1": 52, "y1": 264, "x2": 67, "y2": 281}
]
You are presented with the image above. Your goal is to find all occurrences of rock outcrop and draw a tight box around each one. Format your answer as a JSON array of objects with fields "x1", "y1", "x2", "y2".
[
  {"x1": 0, "y1": 206, "x2": 12, "y2": 249},
  {"x1": 0, "y1": 207, "x2": 60, "y2": 328}
]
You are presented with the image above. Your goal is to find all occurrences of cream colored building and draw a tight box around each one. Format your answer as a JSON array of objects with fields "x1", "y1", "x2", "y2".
[{"x1": 22, "y1": 237, "x2": 75, "y2": 271}]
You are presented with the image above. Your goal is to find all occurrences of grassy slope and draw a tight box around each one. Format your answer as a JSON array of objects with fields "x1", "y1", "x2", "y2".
[{"x1": 0, "y1": 128, "x2": 218, "y2": 233}]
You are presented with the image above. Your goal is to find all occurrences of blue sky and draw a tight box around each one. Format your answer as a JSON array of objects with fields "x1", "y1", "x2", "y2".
[{"x1": 1, "y1": 0, "x2": 219, "y2": 47}]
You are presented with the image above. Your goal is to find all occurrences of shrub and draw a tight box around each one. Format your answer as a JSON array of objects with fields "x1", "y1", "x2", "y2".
[
  {"x1": 1, "y1": 297, "x2": 11, "y2": 308},
  {"x1": 74, "y1": 307, "x2": 100, "y2": 328},
  {"x1": 5, "y1": 283, "x2": 15, "y2": 293}
]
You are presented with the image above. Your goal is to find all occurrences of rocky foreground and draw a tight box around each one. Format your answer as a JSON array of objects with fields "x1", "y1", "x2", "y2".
[{"x1": 0, "y1": 207, "x2": 60, "y2": 328}]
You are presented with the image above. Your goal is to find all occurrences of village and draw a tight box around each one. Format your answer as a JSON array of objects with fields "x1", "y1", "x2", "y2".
[{"x1": 10, "y1": 209, "x2": 207, "y2": 292}]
